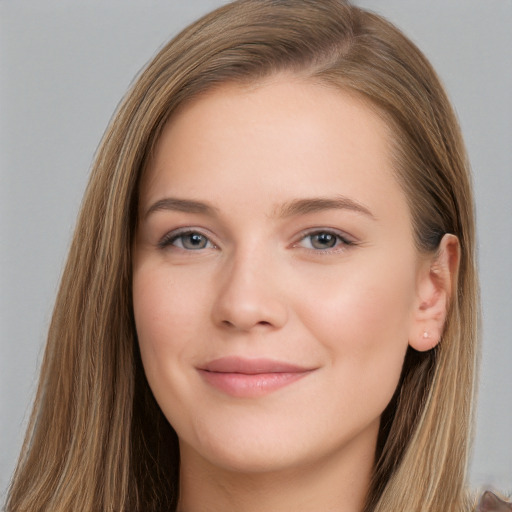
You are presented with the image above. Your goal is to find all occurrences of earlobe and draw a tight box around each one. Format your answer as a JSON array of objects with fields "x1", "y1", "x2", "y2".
[{"x1": 409, "y1": 234, "x2": 460, "y2": 352}]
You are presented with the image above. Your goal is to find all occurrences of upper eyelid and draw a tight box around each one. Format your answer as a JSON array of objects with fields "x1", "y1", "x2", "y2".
[
  {"x1": 294, "y1": 227, "x2": 356, "y2": 243},
  {"x1": 157, "y1": 226, "x2": 356, "y2": 248},
  {"x1": 291, "y1": 230, "x2": 358, "y2": 254},
  {"x1": 158, "y1": 227, "x2": 217, "y2": 248}
]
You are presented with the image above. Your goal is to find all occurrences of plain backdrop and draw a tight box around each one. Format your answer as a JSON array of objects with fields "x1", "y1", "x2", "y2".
[{"x1": 1, "y1": 0, "x2": 511, "y2": 501}]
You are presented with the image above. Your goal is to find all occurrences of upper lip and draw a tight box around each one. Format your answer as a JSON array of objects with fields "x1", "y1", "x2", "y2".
[{"x1": 200, "y1": 357, "x2": 313, "y2": 374}]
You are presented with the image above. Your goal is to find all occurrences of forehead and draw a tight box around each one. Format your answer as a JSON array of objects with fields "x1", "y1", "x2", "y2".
[{"x1": 139, "y1": 75, "x2": 408, "y2": 225}]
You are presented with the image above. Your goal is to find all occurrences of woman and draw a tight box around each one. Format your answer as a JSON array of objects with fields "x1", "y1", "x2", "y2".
[{"x1": 5, "y1": 0, "x2": 505, "y2": 510}]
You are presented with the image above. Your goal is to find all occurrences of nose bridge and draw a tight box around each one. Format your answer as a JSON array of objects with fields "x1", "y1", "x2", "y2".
[{"x1": 212, "y1": 242, "x2": 288, "y2": 331}]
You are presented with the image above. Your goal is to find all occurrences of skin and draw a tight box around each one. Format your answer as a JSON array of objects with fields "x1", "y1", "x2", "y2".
[{"x1": 133, "y1": 75, "x2": 454, "y2": 512}]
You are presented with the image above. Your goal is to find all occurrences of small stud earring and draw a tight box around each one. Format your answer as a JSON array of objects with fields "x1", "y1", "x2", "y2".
[{"x1": 423, "y1": 331, "x2": 430, "y2": 339}]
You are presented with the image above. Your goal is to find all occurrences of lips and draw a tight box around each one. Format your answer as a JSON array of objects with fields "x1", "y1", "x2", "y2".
[{"x1": 198, "y1": 357, "x2": 314, "y2": 398}]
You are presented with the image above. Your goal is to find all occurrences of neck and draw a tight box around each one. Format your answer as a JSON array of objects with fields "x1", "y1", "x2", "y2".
[{"x1": 177, "y1": 426, "x2": 376, "y2": 512}]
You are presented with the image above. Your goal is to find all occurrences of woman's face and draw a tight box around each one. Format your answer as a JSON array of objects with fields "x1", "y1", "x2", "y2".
[{"x1": 133, "y1": 76, "x2": 432, "y2": 476}]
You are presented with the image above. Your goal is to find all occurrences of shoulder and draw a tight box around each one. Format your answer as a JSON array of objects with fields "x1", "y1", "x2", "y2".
[{"x1": 476, "y1": 491, "x2": 512, "y2": 512}]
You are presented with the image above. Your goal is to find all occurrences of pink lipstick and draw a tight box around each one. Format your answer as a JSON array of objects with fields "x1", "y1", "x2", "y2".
[{"x1": 198, "y1": 357, "x2": 314, "y2": 398}]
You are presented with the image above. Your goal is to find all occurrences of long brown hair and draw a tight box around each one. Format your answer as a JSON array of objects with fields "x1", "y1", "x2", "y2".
[{"x1": 6, "y1": 1, "x2": 478, "y2": 510}]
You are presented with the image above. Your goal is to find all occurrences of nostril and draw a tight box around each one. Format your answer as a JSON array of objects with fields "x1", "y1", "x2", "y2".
[{"x1": 221, "y1": 319, "x2": 271, "y2": 328}]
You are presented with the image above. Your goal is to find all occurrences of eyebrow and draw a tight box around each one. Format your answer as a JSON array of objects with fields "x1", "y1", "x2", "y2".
[
  {"x1": 144, "y1": 198, "x2": 219, "y2": 219},
  {"x1": 275, "y1": 196, "x2": 375, "y2": 219},
  {"x1": 143, "y1": 195, "x2": 375, "y2": 221}
]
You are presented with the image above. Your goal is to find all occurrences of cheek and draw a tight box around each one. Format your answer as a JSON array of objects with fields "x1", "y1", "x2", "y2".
[
  {"x1": 298, "y1": 255, "x2": 416, "y2": 339},
  {"x1": 132, "y1": 263, "x2": 217, "y2": 437},
  {"x1": 132, "y1": 265, "x2": 205, "y2": 384},
  {"x1": 294, "y1": 256, "x2": 417, "y2": 404}
]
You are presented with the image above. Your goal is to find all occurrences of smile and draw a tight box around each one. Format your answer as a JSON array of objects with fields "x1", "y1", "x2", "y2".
[{"x1": 197, "y1": 357, "x2": 315, "y2": 398}]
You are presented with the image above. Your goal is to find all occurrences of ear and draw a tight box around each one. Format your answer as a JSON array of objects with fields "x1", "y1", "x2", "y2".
[{"x1": 409, "y1": 234, "x2": 460, "y2": 352}]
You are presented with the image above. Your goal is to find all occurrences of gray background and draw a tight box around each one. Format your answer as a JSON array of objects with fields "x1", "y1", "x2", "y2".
[{"x1": 1, "y1": 0, "x2": 511, "y2": 502}]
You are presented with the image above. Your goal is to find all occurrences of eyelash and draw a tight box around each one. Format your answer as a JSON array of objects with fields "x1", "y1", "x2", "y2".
[
  {"x1": 158, "y1": 229, "x2": 216, "y2": 251},
  {"x1": 158, "y1": 227, "x2": 355, "y2": 254},
  {"x1": 293, "y1": 229, "x2": 355, "y2": 253}
]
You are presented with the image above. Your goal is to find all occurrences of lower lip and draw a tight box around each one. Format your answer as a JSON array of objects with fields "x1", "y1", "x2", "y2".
[{"x1": 198, "y1": 370, "x2": 310, "y2": 398}]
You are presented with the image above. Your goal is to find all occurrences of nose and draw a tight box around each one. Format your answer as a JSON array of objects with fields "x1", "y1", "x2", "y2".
[{"x1": 211, "y1": 250, "x2": 288, "y2": 332}]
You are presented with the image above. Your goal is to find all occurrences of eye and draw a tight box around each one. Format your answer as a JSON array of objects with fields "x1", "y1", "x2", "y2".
[
  {"x1": 296, "y1": 230, "x2": 353, "y2": 251},
  {"x1": 159, "y1": 230, "x2": 215, "y2": 250}
]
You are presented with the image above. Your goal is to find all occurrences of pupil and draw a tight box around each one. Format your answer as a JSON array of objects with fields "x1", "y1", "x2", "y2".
[
  {"x1": 313, "y1": 233, "x2": 336, "y2": 249},
  {"x1": 184, "y1": 233, "x2": 206, "y2": 249}
]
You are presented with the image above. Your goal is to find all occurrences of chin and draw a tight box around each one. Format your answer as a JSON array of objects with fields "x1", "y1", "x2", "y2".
[
  {"x1": 183, "y1": 440, "x2": 310, "y2": 475},
  {"x1": 176, "y1": 410, "x2": 380, "y2": 477},
  {"x1": 176, "y1": 413, "x2": 318, "y2": 474}
]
